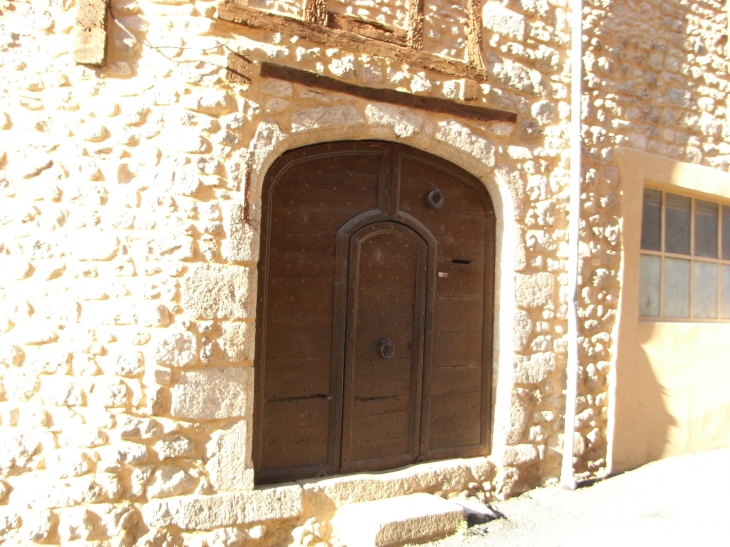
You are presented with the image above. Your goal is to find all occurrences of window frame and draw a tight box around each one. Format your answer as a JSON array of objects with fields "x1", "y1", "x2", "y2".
[{"x1": 640, "y1": 186, "x2": 730, "y2": 322}]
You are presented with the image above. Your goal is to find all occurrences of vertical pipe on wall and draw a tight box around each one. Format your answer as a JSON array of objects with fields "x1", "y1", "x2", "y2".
[{"x1": 561, "y1": 0, "x2": 584, "y2": 491}]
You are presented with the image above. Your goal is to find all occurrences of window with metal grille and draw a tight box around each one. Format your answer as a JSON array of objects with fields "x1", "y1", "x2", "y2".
[{"x1": 639, "y1": 188, "x2": 730, "y2": 320}]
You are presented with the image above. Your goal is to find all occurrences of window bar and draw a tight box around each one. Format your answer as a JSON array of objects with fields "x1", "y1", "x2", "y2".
[
  {"x1": 719, "y1": 203, "x2": 723, "y2": 319},
  {"x1": 659, "y1": 190, "x2": 665, "y2": 318},
  {"x1": 689, "y1": 197, "x2": 694, "y2": 319}
]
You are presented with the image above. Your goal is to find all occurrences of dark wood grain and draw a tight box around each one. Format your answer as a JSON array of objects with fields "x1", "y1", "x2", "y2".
[
  {"x1": 255, "y1": 142, "x2": 495, "y2": 483},
  {"x1": 258, "y1": 62, "x2": 517, "y2": 123}
]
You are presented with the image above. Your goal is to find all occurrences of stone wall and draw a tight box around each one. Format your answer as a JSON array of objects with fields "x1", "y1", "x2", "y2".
[
  {"x1": 578, "y1": 0, "x2": 730, "y2": 476},
  {"x1": 2, "y1": 0, "x2": 721, "y2": 544}
]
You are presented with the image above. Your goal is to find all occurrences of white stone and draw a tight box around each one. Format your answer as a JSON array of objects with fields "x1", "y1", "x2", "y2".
[
  {"x1": 108, "y1": 349, "x2": 144, "y2": 377},
  {"x1": 435, "y1": 121, "x2": 495, "y2": 167},
  {"x1": 332, "y1": 493, "x2": 463, "y2": 547},
  {"x1": 265, "y1": 98, "x2": 289, "y2": 114},
  {"x1": 58, "y1": 508, "x2": 94, "y2": 541},
  {"x1": 155, "y1": 434, "x2": 195, "y2": 460},
  {"x1": 515, "y1": 273, "x2": 555, "y2": 308},
  {"x1": 410, "y1": 72, "x2": 433, "y2": 93},
  {"x1": 531, "y1": 100, "x2": 555, "y2": 125},
  {"x1": 141, "y1": 486, "x2": 303, "y2": 528},
  {"x1": 24, "y1": 508, "x2": 53, "y2": 542},
  {"x1": 261, "y1": 79, "x2": 293, "y2": 97},
  {"x1": 513, "y1": 309, "x2": 533, "y2": 352},
  {"x1": 503, "y1": 444, "x2": 539, "y2": 466},
  {"x1": 491, "y1": 59, "x2": 544, "y2": 96},
  {"x1": 291, "y1": 106, "x2": 364, "y2": 132},
  {"x1": 513, "y1": 352, "x2": 556, "y2": 384},
  {"x1": 247, "y1": 119, "x2": 287, "y2": 186},
  {"x1": 170, "y1": 367, "x2": 253, "y2": 420},
  {"x1": 98, "y1": 441, "x2": 149, "y2": 465},
  {"x1": 365, "y1": 103, "x2": 424, "y2": 139},
  {"x1": 146, "y1": 465, "x2": 196, "y2": 499},
  {"x1": 220, "y1": 321, "x2": 254, "y2": 363},
  {"x1": 205, "y1": 420, "x2": 254, "y2": 491},
  {"x1": 483, "y1": 3, "x2": 525, "y2": 41},
  {"x1": 119, "y1": 416, "x2": 162, "y2": 440},
  {"x1": 154, "y1": 331, "x2": 199, "y2": 367},
  {"x1": 220, "y1": 202, "x2": 256, "y2": 263},
  {"x1": 64, "y1": 232, "x2": 119, "y2": 260},
  {"x1": 507, "y1": 396, "x2": 528, "y2": 444},
  {"x1": 88, "y1": 377, "x2": 128, "y2": 408},
  {"x1": 182, "y1": 88, "x2": 235, "y2": 115},
  {"x1": 182, "y1": 264, "x2": 254, "y2": 320}
]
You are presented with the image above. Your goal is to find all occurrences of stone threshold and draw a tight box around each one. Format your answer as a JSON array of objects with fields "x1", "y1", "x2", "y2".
[{"x1": 140, "y1": 457, "x2": 494, "y2": 532}]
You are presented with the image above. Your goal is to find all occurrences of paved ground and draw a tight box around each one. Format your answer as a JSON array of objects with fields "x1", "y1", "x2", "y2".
[{"x1": 421, "y1": 448, "x2": 730, "y2": 547}]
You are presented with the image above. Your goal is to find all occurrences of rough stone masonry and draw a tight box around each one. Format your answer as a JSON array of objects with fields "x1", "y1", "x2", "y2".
[{"x1": 0, "y1": 0, "x2": 728, "y2": 545}]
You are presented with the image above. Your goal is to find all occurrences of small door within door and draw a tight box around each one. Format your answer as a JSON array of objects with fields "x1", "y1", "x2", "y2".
[{"x1": 340, "y1": 222, "x2": 427, "y2": 473}]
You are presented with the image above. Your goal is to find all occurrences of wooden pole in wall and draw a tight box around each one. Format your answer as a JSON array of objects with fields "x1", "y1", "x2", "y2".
[{"x1": 74, "y1": 0, "x2": 110, "y2": 66}]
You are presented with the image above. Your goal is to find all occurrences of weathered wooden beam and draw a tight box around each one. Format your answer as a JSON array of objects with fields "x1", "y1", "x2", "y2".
[
  {"x1": 218, "y1": 1, "x2": 490, "y2": 82},
  {"x1": 74, "y1": 0, "x2": 110, "y2": 66},
  {"x1": 327, "y1": 12, "x2": 407, "y2": 46},
  {"x1": 248, "y1": 59, "x2": 516, "y2": 124}
]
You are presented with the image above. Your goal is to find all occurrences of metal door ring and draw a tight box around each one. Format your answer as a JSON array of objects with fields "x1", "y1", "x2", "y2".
[
  {"x1": 379, "y1": 338, "x2": 396, "y2": 359},
  {"x1": 428, "y1": 189, "x2": 444, "y2": 209}
]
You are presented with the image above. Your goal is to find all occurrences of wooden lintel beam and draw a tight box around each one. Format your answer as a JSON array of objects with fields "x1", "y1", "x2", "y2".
[
  {"x1": 74, "y1": 0, "x2": 110, "y2": 66},
  {"x1": 236, "y1": 58, "x2": 516, "y2": 124},
  {"x1": 218, "y1": 1, "x2": 490, "y2": 82}
]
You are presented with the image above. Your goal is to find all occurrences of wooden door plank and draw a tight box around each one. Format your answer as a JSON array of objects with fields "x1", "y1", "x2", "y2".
[
  {"x1": 357, "y1": 286, "x2": 416, "y2": 317},
  {"x1": 268, "y1": 278, "x2": 335, "y2": 318},
  {"x1": 265, "y1": 318, "x2": 333, "y2": 358},
  {"x1": 264, "y1": 357, "x2": 332, "y2": 399},
  {"x1": 433, "y1": 296, "x2": 484, "y2": 333}
]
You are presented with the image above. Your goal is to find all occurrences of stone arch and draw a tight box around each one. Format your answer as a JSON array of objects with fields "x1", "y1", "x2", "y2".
[{"x1": 244, "y1": 107, "x2": 520, "y2": 459}]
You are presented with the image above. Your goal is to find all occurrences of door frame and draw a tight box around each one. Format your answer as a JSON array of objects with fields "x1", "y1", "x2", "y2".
[{"x1": 253, "y1": 141, "x2": 496, "y2": 484}]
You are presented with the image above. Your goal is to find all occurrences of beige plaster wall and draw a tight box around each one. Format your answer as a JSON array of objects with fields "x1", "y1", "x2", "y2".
[{"x1": 612, "y1": 147, "x2": 730, "y2": 474}]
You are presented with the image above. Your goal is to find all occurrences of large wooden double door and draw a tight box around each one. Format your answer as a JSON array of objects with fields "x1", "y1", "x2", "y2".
[{"x1": 254, "y1": 142, "x2": 495, "y2": 484}]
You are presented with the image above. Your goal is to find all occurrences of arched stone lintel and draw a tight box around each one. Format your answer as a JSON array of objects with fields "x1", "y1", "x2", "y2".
[{"x1": 244, "y1": 109, "x2": 520, "y2": 456}]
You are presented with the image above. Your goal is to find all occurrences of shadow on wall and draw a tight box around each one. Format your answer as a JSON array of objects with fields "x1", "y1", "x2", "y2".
[{"x1": 611, "y1": 336, "x2": 676, "y2": 473}]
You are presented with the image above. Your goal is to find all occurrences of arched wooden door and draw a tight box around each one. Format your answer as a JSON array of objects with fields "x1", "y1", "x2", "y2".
[{"x1": 254, "y1": 142, "x2": 495, "y2": 484}]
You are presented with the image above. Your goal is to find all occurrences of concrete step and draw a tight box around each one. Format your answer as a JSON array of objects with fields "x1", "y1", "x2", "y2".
[{"x1": 331, "y1": 493, "x2": 464, "y2": 547}]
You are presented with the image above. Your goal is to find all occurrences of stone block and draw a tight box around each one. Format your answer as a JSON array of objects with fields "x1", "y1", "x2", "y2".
[
  {"x1": 154, "y1": 331, "x2": 198, "y2": 368},
  {"x1": 301, "y1": 458, "x2": 478, "y2": 508},
  {"x1": 220, "y1": 201, "x2": 256, "y2": 263},
  {"x1": 513, "y1": 352, "x2": 556, "y2": 384},
  {"x1": 515, "y1": 273, "x2": 555, "y2": 308},
  {"x1": 291, "y1": 106, "x2": 364, "y2": 132},
  {"x1": 503, "y1": 444, "x2": 539, "y2": 466},
  {"x1": 140, "y1": 486, "x2": 303, "y2": 529},
  {"x1": 146, "y1": 465, "x2": 196, "y2": 499},
  {"x1": 170, "y1": 367, "x2": 253, "y2": 420},
  {"x1": 435, "y1": 121, "x2": 495, "y2": 167},
  {"x1": 220, "y1": 321, "x2": 254, "y2": 363},
  {"x1": 205, "y1": 420, "x2": 254, "y2": 491},
  {"x1": 182, "y1": 264, "x2": 254, "y2": 320},
  {"x1": 482, "y1": 3, "x2": 525, "y2": 41},
  {"x1": 332, "y1": 493, "x2": 463, "y2": 547},
  {"x1": 64, "y1": 231, "x2": 119, "y2": 260},
  {"x1": 155, "y1": 434, "x2": 195, "y2": 460},
  {"x1": 181, "y1": 88, "x2": 235, "y2": 115}
]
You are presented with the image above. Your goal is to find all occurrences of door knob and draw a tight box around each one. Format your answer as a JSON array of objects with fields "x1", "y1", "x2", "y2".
[{"x1": 379, "y1": 338, "x2": 395, "y2": 359}]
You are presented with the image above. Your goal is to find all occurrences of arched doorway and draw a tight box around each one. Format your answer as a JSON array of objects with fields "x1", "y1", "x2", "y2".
[{"x1": 254, "y1": 141, "x2": 495, "y2": 484}]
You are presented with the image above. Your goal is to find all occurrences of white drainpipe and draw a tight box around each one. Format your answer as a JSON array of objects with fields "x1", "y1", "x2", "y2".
[{"x1": 560, "y1": 0, "x2": 584, "y2": 491}]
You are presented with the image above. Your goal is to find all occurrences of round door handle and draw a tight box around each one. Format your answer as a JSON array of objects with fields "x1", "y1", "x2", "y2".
[
  {"x1": 379, "y1": 338, "x2": 396, "y2": 359},
  {"x1": 428, "y1": 189, "x2": 444, "y2": 209}
]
